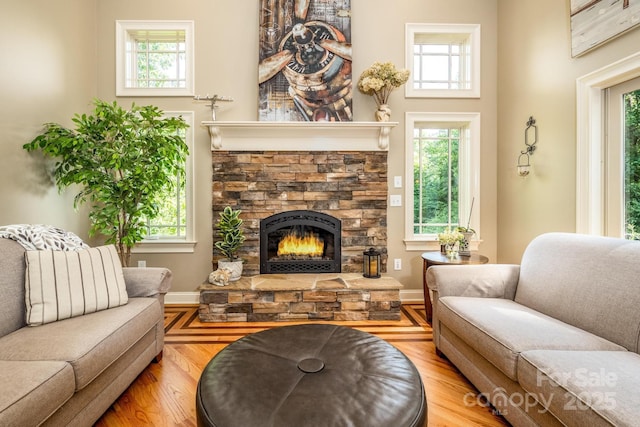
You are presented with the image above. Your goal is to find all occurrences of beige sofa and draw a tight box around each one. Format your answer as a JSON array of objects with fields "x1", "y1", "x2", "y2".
[
  {"x1": 428, "y1": 232, "x2": 640, "y2": 427},
  {"x1": 0, "y1": 238, "x2": 172, "y2": 426}
]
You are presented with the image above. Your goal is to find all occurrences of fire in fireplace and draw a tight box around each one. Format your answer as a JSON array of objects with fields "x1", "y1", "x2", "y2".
[{"x1": 260, "y1": 210, "x2": 341, "y2": 274}]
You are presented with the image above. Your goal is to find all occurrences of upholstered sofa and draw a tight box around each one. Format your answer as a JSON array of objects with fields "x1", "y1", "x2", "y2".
[
  {"x1": 427, "y1": 232, "x2": 640, "y2": 427},
  {"x1": 0, "y1": 238, "x2": 172, "y2": 426}
]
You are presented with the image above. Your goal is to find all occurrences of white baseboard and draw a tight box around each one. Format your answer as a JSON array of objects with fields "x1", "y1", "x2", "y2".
[
  {"x1": 165, "y1": 292, "x2": 200, "y2": 304},
  {"x1": 165, "y1": 289, "x2": 425, "y2": 305},
  {"x1": 399, "y1": 289, "x2": 426, "y2": 303}
]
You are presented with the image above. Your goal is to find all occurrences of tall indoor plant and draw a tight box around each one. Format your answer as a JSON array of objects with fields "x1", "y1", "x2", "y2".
[
  {"x1": 214, "y1": 206, "x2": 246, "y2": 281},
  {"x1": 23, "y1": 99, "x2": 189, "y2": 266}
]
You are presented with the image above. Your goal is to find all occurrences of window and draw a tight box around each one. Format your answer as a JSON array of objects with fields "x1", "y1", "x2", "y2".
[
  {"x1": 576, "y1": 52, "x2": 640, "y2": 236},
  {"x1": 132, "y1": 111, "x2": 195, "y2": 254},
  {"x1": 116, "y1": 21, "x2": 194, "y2": 96},
  {"x1": 404, "y1": 112, "x2": 480, "y2": 250},
  {"x1": 405, "y1": 23, "x2": 480, "y2": 98},
  {"x1": 605, "y1": 77, "x2": 640, "y2": 239}
]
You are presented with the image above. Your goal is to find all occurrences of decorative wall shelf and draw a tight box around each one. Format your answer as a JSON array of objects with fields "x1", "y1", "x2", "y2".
[{"x1": 202, "y1": 121, "x2": 398, "y2": 151}]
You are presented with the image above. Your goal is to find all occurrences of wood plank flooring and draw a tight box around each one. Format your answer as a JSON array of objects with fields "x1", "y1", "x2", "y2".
[{"x1": 95, "y1": 304, "x2": 509, "y2": 427}]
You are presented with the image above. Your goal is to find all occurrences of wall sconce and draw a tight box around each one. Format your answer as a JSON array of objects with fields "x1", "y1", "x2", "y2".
[
  {"x1": 517, "y1": 116, "x2": 538, "y2": 177},
  {"x1": 363, "y1": 248, "x2": 381, "y2": 279}
]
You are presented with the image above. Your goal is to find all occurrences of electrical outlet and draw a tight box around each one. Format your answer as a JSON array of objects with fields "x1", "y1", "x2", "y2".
[
  {"x1": 394, "y1": 258, "x2": 402, "y2": 270},
  {"x1": 137, "y1": 260, "x2": 146, "y2": 268},
  {"x1": 389, "y1": 195, "x2": 402, "y2": 206}
]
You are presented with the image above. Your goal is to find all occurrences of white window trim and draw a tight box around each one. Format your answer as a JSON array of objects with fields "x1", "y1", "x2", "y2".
[
  {"x1": 115, "y1": 20, "x2": 195, "y2": 97},
  {"x1": 576, "y1": 51, "x2": 640, "y2": 235},
  {"x1": 404, "y1": 112, "x2": 481, "y2": 251},
  {"x1": 405, "y1": 23, "x2": 481, "y2": 99},
  {"x1": 132, "y1": 111, "x2": 196, "y2": 254}
]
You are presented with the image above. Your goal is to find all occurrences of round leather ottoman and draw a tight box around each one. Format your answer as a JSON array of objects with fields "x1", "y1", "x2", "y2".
[{"x1": 196, "y1": 324, "x2": 426, "y2": 427}]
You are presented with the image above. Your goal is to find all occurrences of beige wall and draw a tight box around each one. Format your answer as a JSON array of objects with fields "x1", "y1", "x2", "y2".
[
  {"x1": 497, "y1": 0, "x2": 640, "y2": 263},
  {"x1": 25, "y1": 1, "x2": 640, "y2": 296},
  {"x1": 0, "y1": 0, "x2": 96, "y2": 236},
  {"x1": 92, "y1": 0, "x2": 499, "y2": 295}
]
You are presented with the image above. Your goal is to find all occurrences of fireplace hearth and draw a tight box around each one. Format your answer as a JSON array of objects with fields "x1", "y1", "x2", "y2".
[{"x1": 260, "y1": 210, "x2": 341, "y2": 274}]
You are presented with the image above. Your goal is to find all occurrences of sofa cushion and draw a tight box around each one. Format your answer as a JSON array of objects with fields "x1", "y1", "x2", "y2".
[
  {"x1": 0, "y1": 360, "x2": 75, "y2": 427},
  {"x1": 25, "y1": 245, "x2": 128, "y2": 326},
  {"x1": 515, "y1": 232, "x2": 640, "y2": 352},
  {"x1": 0, "y1": 297, "x2": 160, "y2": 390},
  {"x1": 0, "y1": 239, "x2": 27, "y2": 337},
  {"x1": 438, "y1": 297, "x2": 626, "y2": 381},
  {"x1": 519, "y1": 350, "x2": 640, "y2": 427}
]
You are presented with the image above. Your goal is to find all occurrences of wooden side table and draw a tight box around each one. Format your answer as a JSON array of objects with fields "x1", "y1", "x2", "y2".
[{"x1": 422, "y1": 251, "x2": 489, "y2": 323}]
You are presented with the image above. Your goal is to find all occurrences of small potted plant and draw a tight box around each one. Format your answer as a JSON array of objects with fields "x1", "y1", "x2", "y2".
[
  {"x1": 437, "y1": 228, "x2": 464, "y2": 258},
  {"x1": 214, "y1": 206, "x2": 246, "y2": 281},
  {"x1": 456, "y1": 198, "x2": 476, "y2": 256}
]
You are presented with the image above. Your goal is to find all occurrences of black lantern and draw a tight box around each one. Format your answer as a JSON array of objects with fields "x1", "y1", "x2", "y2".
[{"x1": 363, "y1": 248, "x2": 381, "y2": 278}]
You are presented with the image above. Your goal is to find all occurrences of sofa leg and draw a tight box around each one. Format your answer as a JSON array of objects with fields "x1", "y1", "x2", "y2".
[{"x1": 153, "y1": 351, "x2": 163, "y2": 363}]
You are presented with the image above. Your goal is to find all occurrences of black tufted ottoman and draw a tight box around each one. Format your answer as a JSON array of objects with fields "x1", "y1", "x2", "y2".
[{"x1": 196, "y1": 324, "x2": 426, "y2": 427}]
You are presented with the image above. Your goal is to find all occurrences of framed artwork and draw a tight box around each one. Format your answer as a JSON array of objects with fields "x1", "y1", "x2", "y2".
[
  {"x1": 571, "y1": 0, "x2": 640, "y2": 57},
  {"x1": 258, "y1": 0, "x2": 352, "y2": 121}
]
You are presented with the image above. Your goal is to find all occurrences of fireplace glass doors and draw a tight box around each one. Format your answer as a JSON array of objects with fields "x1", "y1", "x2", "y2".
[{"x1": 260, "y1": 210, "x2": 341, "y2": 274}]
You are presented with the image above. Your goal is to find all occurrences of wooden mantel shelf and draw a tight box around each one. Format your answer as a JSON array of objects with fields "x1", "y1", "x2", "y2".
[{"x1": 202, "y1": 121, "x2": 398, "y2": 151}]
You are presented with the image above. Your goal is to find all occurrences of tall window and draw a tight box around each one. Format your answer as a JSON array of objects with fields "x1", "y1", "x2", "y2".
[
  {"x1": 116, "y1": 21, "x2": 194, "y2": 96},
  {"x1": 624, "y1": 88, "x2": 640, "y2": 239},
  {"x1": 405, "y1": 24, "x2": 480, "y2": 98},
  {"x1": 405, "y1": 113, "x2": 480, "y2": 250},
  {"x1": 413, "y1": 126, "x2": 460, "y2": 234},
  {"x1": 575, "y1": 52, "x2": 640, "y2": 236},
  {"x1": 605, "y1": 77, "x2": 640, "y2": 239},
  {"x1": 133, "y1": 112, "x2": 195, "y2": 253}
]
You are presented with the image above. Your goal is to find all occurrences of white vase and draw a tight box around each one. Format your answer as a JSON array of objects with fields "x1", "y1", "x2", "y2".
[
  {"x1": 217, "y1": 259, "x2": 243, "y2": 281},
  {"x1": 375, "y1": 104, "x2": 391, "y2": 122},
  {"x1": 459, "y1": 232, "x2": 474, "y2": 256}
]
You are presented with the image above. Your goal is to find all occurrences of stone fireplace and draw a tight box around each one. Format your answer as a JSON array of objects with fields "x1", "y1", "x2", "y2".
[
  {"x1": 212, "y1": 150, "x2": 388, "y2": 275},
  {"x1": 207, "y1": 121, "x2": 397, "y2": 277},
  {"x1": 201, "y1": 122, "x2": 401, "y2": 322}
]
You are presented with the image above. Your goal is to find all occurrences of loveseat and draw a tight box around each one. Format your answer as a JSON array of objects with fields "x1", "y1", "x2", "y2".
[
  {"x1": 0, "y1": 238, "x2": 172, "y2": 426},
  {"x1": 427, "y1": 232, "x2": 640, "y2": 427}
]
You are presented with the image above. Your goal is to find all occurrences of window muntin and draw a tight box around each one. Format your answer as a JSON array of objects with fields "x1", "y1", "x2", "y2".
[
  {"x1": 116, "y1": 21, "x2": 194, "y2": 96},
  {"x1": 404, "y1": 113, "x2": 480, "y2": 250},
  {"x1": 405, "y1": 24, "x2": 480, "y2": 98}
]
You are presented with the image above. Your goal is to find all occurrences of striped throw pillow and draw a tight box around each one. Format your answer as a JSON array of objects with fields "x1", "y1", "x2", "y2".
[{"x1": 25, "y1": 245, "x2": 128, "y2": 326}]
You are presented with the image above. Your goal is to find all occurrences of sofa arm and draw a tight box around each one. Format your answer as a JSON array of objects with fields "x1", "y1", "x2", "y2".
[
  {"x1": 427, "y1": 264, "x2": 520, "y2": 299},
  {"x1": 427, "y1": 264, "x2": 520, "y2": 351},
  {"x1": 123, "y1": 267, "x2": 172, "y2": 298}
]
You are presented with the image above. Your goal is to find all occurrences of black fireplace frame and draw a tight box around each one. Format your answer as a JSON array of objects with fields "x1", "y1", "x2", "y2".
[{"x1": 260, "y1": 210, "x2": 342, "y2": 274}]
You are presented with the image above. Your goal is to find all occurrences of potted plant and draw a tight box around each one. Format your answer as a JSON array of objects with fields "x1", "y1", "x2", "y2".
[
  {"x1": 214, "y1": 206, "x2": 246, "y2": 281},
  {"x1": 456, "y1": 198, "x2": 476, "y2": 256},
  {"x1": 437, "y1": 228, "x2": 464, "y2": 257},
  {"x1": 357, "y1": 61, "x2": 410, "y2": 121},
  {"x1": 23, "y1": 99, "x2": 189, "y2": 266}
]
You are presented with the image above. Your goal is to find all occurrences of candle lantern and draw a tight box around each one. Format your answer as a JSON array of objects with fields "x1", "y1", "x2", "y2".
[{"x1": 363, "y1": 247, "x2": 381, "y2": 278}]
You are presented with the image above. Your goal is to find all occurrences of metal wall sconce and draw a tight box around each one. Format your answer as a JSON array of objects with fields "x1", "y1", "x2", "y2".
[
  {"x1": 517, "y1": 116, "x2": 538, "y2": 177},
  {"x1": 363, "y1": 248, "x2": 381, "y2": 279}
]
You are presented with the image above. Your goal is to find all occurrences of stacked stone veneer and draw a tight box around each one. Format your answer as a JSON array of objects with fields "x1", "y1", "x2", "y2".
[
  {"x1": 199, "y1": 274, "x2": 402, "y2": 322},
  {"x1": 212, "y1": 151, "x2": 388, "y2": 275}
]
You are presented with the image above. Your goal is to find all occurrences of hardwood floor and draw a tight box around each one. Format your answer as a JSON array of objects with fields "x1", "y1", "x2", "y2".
[{"x1": 95, "y1": 304, "x2": 509, "y2": 427}]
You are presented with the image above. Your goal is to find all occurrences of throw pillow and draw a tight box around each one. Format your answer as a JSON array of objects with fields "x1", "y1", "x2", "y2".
[
  {"x1": 0, "y1": 224, "x2": 89, "y2": 251},
  {"x1": 25, "y1": 245, "x2": 128, "y2": 326}
]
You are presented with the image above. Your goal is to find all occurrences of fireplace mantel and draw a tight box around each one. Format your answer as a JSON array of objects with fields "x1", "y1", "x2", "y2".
[{"x1": 202, "y1": 121, "x2": 398, "y2": 151}]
